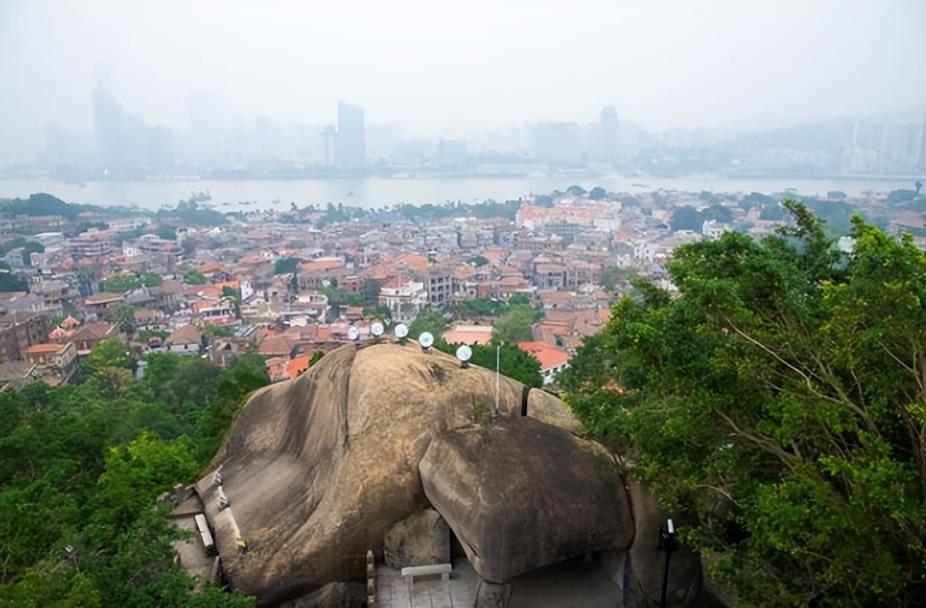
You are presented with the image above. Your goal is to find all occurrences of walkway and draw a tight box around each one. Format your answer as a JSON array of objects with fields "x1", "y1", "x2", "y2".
[
  {"x1": 376, "y1": 558, "x2": 477, "y2": 608},
  {"x1": 376, "y1": 556, "x2": 622, "y2": 608}
]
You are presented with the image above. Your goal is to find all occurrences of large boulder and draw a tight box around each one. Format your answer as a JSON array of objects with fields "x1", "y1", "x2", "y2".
[
  {"x1": 193, "y1": 343, "x2": 553, "y2": 605},
  {"x1": 526, "y1": 388, "x2": 582, "y2": 433},
  {"x1": 383, "y1": 508, "x2": 450, "y2": 569},
  {"x1": 419, "y1": 416, "x2": 634, "y2": 583},
  {"x1": 184, "y1": 342, "x2": 706, "y2": 608},
  {"x1": 276, "y1": 582, "x2": 366, "y2": 608}
]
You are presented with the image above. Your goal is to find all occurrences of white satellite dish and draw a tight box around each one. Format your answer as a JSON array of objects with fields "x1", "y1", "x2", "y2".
[
  {"x1": 347, "y1": 326, "x2": 360, "y2": 341},
  {"x1": 371, "y1": 321, "x2": 384, "y2": 337},
  {"x1": 419, "y1": 331, "x2": 434, "y2": 350},
  {"x1": 456, "y1": 344, "x2": 472, "y2": 367},
  {"x1": 394, "y1": 323, "x2": 409, "y2": 339}
]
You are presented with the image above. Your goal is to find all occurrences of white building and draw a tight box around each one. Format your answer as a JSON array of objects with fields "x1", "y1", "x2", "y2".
[{"x1": 378, "y1": 278, "x2": 428, "y2": 323}]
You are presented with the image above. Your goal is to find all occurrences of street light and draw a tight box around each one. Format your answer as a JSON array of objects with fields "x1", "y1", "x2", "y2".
[{"x1": 658, "y1": 518, "x2": 678, "y2": 608}]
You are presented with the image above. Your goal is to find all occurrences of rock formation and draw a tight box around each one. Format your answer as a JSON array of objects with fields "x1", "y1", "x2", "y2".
[
  {"x1": 419, "y1": 417, "x2": 632, "y2": 583},
  {"x1": 383, "y1": 508, "x2": 450, "y2": 569},
  {"x1": 179, "y1": 342, "x2": 706, "y2": 607}
]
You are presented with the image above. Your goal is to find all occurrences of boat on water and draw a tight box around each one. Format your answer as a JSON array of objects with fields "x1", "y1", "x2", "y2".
[{"x1": 189, "y1": 190, "x2": 212, "y2": 203}]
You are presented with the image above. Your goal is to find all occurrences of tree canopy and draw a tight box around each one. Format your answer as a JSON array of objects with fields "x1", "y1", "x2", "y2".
[
  {"x1": 182, "y1": 269, "x2": 206, "y2": 285},
  {"x1": 0, "y1": 343, "x2": 267, "y2": 606},
  {"x1": 273, "y1": 257, "x2": 299, "y2": 276},
  {"x1": 491, "y1": 304, "x2": 539, "y2": 344},
  {"x1": 409, "y1": 307, "x2": 448, "y2": 340},
  {"x1": 561, "y1": 201, "x2": 926, "y2": 606}
]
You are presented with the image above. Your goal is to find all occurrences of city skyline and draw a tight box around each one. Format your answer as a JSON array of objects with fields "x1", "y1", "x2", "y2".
[
  {"x1": 2, "y1": 0, "x2": 924, "y2": 165},
  {"x1": 28, "y1": 84, "x2": 926, "y2": 179}
]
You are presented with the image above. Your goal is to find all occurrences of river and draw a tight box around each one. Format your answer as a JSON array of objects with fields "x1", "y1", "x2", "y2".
[{"x1": 0, "y1": 175, "x2": 915, "y2": 212}]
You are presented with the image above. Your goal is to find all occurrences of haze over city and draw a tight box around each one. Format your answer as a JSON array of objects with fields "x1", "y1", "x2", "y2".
[
  {"x1": 2, "y1": 0, "x2": 924, "y2": 167},
  {"x1": 3, "y1": 2, "x2": 926, "y2": 608}
]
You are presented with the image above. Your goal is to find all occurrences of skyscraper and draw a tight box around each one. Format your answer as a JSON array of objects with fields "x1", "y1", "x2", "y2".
[
  {"x1": 336, "y1": 101, "x2": 365, "y2": 168},
  {"x1": 590, "y1": 105, "x2": 621, "y2": 165},
  {"x1": 92, "y1": 88, "x2": 128, "y2": 172}
]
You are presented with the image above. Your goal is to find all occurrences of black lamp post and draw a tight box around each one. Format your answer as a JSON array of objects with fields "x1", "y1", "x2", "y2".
[{"x1": 658, "y1": 518, "x2": 677, "y2": 608}]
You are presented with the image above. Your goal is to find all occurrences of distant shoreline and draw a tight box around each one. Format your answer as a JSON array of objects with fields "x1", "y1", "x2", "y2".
[
  {"x1": 2, "y1": 172, "x2": 920, "y2": 183},
  {"x1": 0, "y1": 174, "x2": 919, "y2": 211}
]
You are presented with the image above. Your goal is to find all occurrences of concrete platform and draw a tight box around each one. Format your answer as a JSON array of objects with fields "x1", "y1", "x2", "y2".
[
  {"x1": 376, "y1": 557, "x2": 476, "y2": 608},
  {"x1": 376, "y1": 556, "x2": 622, "y2": 608}
]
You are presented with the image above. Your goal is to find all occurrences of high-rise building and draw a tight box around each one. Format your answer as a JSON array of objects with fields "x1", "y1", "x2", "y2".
[
  {"x1": 590, "y1": 105, "x2": 621, "y2": 164},
  {"x1": 92, "y1": 88, "x2": 128, "y2": 172},
  {"x1": 530, "y1": 122, "x2": 584, "y2": 165},
  {"x1": 336, "y1": 101, "x2": 365, "y2": 168}
]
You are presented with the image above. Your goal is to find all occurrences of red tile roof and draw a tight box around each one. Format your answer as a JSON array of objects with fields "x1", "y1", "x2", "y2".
[{"x1": 517, "y1": 341, "x2": 571, "y2": 372}]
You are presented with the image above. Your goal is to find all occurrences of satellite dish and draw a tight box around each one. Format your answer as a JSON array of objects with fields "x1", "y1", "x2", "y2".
[
  {"x1": 394, "y1": 323, "x2": 409, "y2": 339},
  {"x1": 456, "y1": 344, "x2": 472, "y2": 367},
  {"x1": 419, "y1": 331, "x2": 434, "y2": 350},
  {"x1": 347, "y1": 326, "x2": 360, "y2": 341},
  {"x1": 371, "y1": 321, "x2": 384, "y2": 337}
]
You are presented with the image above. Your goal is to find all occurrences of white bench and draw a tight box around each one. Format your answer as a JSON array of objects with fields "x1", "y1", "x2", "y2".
[{"x1": 401, "y1": 563, "x2": 452, "y2": 582}]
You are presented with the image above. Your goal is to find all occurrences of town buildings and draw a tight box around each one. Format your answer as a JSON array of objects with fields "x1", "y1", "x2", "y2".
[{"x1": 0, "y1": 184, "x2": 912, "y2": 388}]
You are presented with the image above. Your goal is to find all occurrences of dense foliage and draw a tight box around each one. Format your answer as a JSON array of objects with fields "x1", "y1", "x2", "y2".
[
  {"x1": 103, "y1": 272, "x2": 162, "y2": 293},
  {"x1": 491, "y1": 303, "x2": 541, "y2": 344},
  {"x1": 0, "y1": 265, "x2": 28, "y2": 293},
  {"x1": 562, "y1": 201, "x2": 926, "y2": 606},
  {"x1": 183, "y1": 269, "x2": 206, "y2": 285},
  {"x1": 0, "y1": 193, "x2": 99, "y2": 220},
  {"x1": 452, "y1": 294, "x2": 531, "y2": 319},
  {"x1": 671, "y1": 203, "x2": 734, "y2": 232},
  {"x1": 273, "y1": 257, "x2": 299, "y2": 276},
  {"x1": 432, "y1": 338, "x2": 542, "y2": 389},
  {"x1": 0, "y1": 237, "x2": 44, "y2": 264},
  {"x1": 395, "y1": 199, "x2": 520, "y2": 222},
  {"x1": 155, "y1": 201, "x2": 227, "y2": 227},
  {"x1": 409, "y1": 307, "x2": 448, "y2": 340},
  {"x1": 0, "y1": 342, "x2": 268, "y2": 607}
]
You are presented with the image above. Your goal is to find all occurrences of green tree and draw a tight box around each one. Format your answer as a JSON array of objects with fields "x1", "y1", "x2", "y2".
[
  {"x1": 409, "y1": 307, "x2": 448, "y2": 340},
  {"x1": 90, "y1": 433, "x2": 198, "y2": 532},
  {"x1": 140, "y1": 272, "x2": 162, "y2": 287},
  {"x1": 566, "y1": 185, "x2": 587, "y2": 197},
  {"x1": 601, "y1": 265, "x2": 637, "y2": 292},
  {"x1": 361, "y1": 279, "x2": 382, "y2": 305},
  {"x1": 110, "y1": 304, "x2": 137, "y2": 335},
  {"x1": 156, "y1": 225, "x2": 178, "y2": 241},
  {"x1": 670, "y1": 205, "x2": 703, "y2": 231},
  {"x1": 561, "y1": 201, "x2": 926, "y2": 606},
  {"x1": 103, "y1": 274, "x2": 140, "y2": 292},
  {"x1": 274, "y1": 257, "x2": 299, "y2": 275},
  {"x1": 0, "y1": 346, "x2": 263, "y2": 607},
  {"x1": 182, "y1": 268, "x2": 206, "y2": 285},
  {"x1": 492, "y1": 305, "x2": 538, "y2": 344},
  {"x1": 588, "y1": 186, "x2": 608, "y2": 200},
  {"x1": 473, "y1": 342, "x2": 542, "y2": 388},
  {"x1": 0, "y1": 268, "x2": 27, "y2": 292}
]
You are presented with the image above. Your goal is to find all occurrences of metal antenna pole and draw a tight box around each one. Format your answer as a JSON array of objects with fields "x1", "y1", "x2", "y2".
[{"x1": 494, "y1": 343, "x2": 500, "y2": 417}]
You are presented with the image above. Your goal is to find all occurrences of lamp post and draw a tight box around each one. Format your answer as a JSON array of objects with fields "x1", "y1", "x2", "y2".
[{"x1": 658, "y1": 518, "x2": 677, "y2": 608}]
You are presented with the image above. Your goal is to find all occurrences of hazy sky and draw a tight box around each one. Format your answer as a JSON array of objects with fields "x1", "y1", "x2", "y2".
[{"x1": 1, "y1": 0, "x2": 924, "y2": 161}]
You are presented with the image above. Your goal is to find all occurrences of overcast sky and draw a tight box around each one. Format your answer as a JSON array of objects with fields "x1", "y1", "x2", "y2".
[{"x1": 1, "y1": 0, "x2": 924, "y2": 161}]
